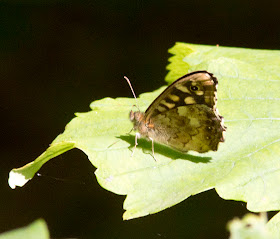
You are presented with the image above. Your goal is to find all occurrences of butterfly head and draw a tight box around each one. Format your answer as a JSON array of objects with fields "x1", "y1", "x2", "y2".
[
  {"x1": 130, "y1": 110, "x2": 151, "y2": 136},
  {"x1": 130, "y1": 110, "x2": 143, "y2": 126}
]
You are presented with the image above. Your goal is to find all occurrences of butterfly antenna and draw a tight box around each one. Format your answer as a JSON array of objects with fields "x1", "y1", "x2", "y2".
[{"x1": 124, "y1": 76, "x2": 140, "y2": 111}]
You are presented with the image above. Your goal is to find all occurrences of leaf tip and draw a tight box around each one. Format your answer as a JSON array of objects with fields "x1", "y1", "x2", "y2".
[{"x1": 8, "y1": 170, "x2": 30, "y2": 189}]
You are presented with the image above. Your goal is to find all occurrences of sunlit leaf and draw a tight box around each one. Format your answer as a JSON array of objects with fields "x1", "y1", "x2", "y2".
[
  {"x1": 9, "y1": 43, "x2": 280, "y2": 220},
  {"x1": 0, "y1": 219, "x2": 49, "y2": 239},
  {"x1": 227, "y1": 213, "x2": 275, "y2": 239}
]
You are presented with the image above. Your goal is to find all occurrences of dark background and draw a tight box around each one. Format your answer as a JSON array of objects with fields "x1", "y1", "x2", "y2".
[{"x1": 1, "y1": 1, "x2": 279, "y2": 238}]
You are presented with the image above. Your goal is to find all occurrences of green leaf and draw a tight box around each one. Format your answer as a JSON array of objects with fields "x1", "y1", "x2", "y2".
[
  {"x1": 266, "y1": 212, "x2": 280, "y2": 238},
  {"x1": 9, "y1": 142, "x2": 75, "y2": 189},
  {"x1": 9, "y1": 43, "x2": 280, "y2": 220},
  {"x1": 227, "y1": 213, "x2": 275, "y2": 239},
  {"x1": 0, "y1": 219, "x2": 49, "y2": 239}
]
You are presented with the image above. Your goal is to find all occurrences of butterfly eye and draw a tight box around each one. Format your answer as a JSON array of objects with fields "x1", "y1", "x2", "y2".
[{"x1": 190, "y1": 85, "x2": 199, "y2": 91}]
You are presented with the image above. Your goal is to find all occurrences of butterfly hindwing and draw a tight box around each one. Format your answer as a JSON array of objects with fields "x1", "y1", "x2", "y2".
[{"x1": 148, "y1": 105, "x2": 225, "y2": 152}]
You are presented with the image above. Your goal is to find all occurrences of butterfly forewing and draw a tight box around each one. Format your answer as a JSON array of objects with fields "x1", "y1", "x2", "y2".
[{"x1": 145, "y1": 71, "x2": 218, "y2": 121}]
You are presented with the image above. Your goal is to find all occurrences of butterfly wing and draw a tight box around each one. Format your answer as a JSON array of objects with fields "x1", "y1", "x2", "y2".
[
  {"x1": 142, "y1": 71, "x2": 226, "y2": 152},
  {"x1": 145, "y1": 71, "x2": 218, "y2": 121},
  {"x1": 148, "y1": 105, "x2": 225, "y2": 152}
]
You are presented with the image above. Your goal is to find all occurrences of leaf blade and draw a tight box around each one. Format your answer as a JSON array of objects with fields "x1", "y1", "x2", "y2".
[{"x1": 9, "y1": 43, "x2": 280, "y2": 220}]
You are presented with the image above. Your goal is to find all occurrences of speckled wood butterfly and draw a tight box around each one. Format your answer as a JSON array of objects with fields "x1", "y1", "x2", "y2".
[{"x1": 126, "y1": 71, "x2": 226, "y2": 159}]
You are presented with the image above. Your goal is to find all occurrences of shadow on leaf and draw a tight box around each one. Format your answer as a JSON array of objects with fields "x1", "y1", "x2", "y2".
[{"x1": 118, "y1": 135, "x2": 211, "y2": 163}]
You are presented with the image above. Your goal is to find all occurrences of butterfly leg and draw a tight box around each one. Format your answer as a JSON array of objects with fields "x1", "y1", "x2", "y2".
[
  {"x1": 131, "y1": 132, "x2": 140, "y2": 157},
  {"x1": 149, "y1": 137, "x2": 157, "y2": 161}
]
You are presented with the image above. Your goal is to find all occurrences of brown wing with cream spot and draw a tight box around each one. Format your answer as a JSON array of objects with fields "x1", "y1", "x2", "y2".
[
  {"x1": 147, "y1": 105, "x2": 225, "y2": 152},
  {"x1": 144, "y1": 71, "x2": 218, "y2": 120}
]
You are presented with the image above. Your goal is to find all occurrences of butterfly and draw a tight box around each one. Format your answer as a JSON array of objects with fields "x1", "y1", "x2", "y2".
[{"x1": 126, "y1": 71, "x2": 226, "y2": 160}]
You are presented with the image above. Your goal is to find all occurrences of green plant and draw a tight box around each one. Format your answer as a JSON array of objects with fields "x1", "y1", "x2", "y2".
[{"x1": 8, "y1": 43, "x2": 280, "y2": 237}]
